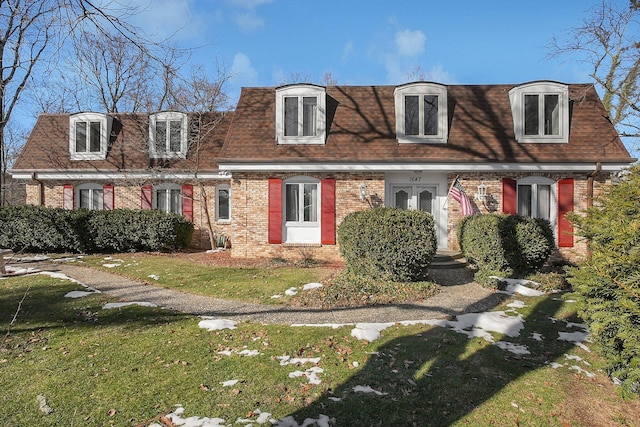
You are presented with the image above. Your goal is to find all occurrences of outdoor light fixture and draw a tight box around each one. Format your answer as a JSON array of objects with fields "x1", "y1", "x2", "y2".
[
  {"x1": 359, "y1": 181, "x2": 368, "y2": 201},
  {"x1": 474, "y1": 182, "x2": 488, "y2": 202}
]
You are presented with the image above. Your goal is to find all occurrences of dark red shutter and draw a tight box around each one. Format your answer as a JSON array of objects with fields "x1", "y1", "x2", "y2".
[
  {"x1": 557, "y1": 178, "x2": 574, "y2": 247},
  {"x1": 182, "y1": 184, "x2": 193, "y2": 221},
  {"x1": 103, "y1": 184, "x2": 114, "y2": 210},
  {"x1": 63, "y1": 185, "x2": 74, "y2": 210},
  {"x1": 268, "y1": 178, "x2": 283, "y2": 244},
  {"x1": 141, "y1": 185, "x2": 153, "y2": 209},
  {"x1": 502, "y1": 178, "x2": 517, "y2": 214},
  {"x1": 321, "y1": 178, "x2": 336, "y2": 245}
]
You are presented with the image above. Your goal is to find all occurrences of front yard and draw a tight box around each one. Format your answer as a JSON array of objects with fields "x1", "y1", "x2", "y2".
[{"x1": 1, "y1": 254, "x2": 639, "y2": 426}]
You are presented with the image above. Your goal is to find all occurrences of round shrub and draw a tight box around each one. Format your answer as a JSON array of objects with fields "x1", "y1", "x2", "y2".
[{"x1": 338, "y1": 207, "x2": 437, "y2": 282}]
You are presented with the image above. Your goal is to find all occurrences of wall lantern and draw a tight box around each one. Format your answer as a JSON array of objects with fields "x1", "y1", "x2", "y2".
[
  {"x1": 474, "y1": 182, "x2": 488, "y2": 202},
  {"x1": 359, "y1": 182, "x2": 368, "y2": 201}
]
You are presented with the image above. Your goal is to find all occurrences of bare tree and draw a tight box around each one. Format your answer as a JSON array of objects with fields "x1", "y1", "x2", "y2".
[
  {"x1": 548, "y1": 1, "x2": 640, "y2": 142},
  {"x1": 0, "y1": 0, "x2": 176, "y2": 205}
]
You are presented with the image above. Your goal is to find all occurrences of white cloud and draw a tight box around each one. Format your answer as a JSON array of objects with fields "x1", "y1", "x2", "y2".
[
  {"x1": 341, "y1": 41, "x2": 354, "y2": 62},
  {"x1": 395, "y1": 29, "x2": 426, "y2": 57},
  {"x1": 233, "y1": 11, "x2": 266, "y2": 32},
  {"x1": 231, "y1": 53, "x2": 259, "y2": 86},
  {"x1": 126, "y1": 0, "x2": 203, "y2": 41}
]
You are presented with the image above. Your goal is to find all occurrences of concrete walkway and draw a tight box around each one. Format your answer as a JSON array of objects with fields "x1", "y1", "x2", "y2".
[{"x1": 31, "y1": 261, "x2": 506, "y2": 324}]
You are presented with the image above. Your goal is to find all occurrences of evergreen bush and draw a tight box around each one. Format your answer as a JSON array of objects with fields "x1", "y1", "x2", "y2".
[
  {"x1": 0, "y1": 205, "x2": 193, "y2": 253},
  {"x1": 568, "y1": 165, "x2": 640, "y2": 397},
  {"x1": 458, "y1": 214, "x2": 554, "y2": 286},
  {"x1": 338, "y1": 207, "x2": 437, "y2": 282}
]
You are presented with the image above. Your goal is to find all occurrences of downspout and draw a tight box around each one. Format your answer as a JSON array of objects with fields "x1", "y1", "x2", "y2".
[
  {"x1": 586, "y1": 162, "x2": 602, "y2": 261},
  {"x1": 32, "y1": 173, "x2": 44, "y2": 206}
]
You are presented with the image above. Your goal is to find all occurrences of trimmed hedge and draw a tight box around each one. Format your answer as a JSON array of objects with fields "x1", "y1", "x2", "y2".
[
  {"x1": 338, "y1": 207, "x2": 437, "y2": 282},
  {"x1": 567, "y1": 165, "x2": 640, "y2": 397},
  {"x1": 0, "y1": 205, "x2": 193, "y2": 253},
  {"x1": 458, "y1": 214, "x2": 554, "y2": 286}
]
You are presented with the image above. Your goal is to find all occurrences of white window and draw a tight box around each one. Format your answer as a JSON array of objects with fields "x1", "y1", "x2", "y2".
[
  {"x1": 276, "y1": 85, "x2": 326, "y2": 145},
  {"x1": 283, "y1": 176, "x2": 320, "y2": 244},
  {"x1": 216, "y1": 184, "x2": 231, "y2": 221},
  {"x1": 69, "y1": 113, "x2": 112, "y2": 160},
  {"x1": 149, "y1": 112, "x2": 188, "y2": 158},
  {"x1": 394, "y1": 83, "x2": 448, "y2": 144},
  {"x1": 76, "y1": 183, "x2": 104, "y2": 210},
  {"x1": 154, "y1": 184, "x2": 182, "y2": 215},
  {"x1": 509, "y1": 82, "x2": 569, "y2": 143},
  {"x1": 517, "y1": 176, "x2": 556, "y2": 224}
]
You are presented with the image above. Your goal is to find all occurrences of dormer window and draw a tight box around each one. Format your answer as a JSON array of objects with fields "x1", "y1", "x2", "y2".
[
  {"x1": 276, "y1": 85, "x2": 326, "y2": 144},
  {"x1": 69, "y1": 112, "x2": 111, "y2": 160},
  {"x1": 509, "y1": 82, "x2": 569, "y2": 143},
  {"x1": 395, "y1": 83, "x2": 448, "y2": 144},
  {"x1": 149, "y1": 112, "x2": 188, "y2": 158}
]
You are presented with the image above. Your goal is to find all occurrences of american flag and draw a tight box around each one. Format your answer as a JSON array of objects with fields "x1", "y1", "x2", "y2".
[{"x1": 449, "y1": 177, "x2": 474, "y2": 216}]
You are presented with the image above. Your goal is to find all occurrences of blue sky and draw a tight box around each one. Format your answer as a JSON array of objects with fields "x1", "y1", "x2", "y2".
[{"x1": 128, "y1": 0, "x2": 617, "y2": 103}]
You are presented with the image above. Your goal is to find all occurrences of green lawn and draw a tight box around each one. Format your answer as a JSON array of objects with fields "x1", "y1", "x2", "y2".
[{"x1": 1, "y1": 261, "x2": 638, "y2": 426}]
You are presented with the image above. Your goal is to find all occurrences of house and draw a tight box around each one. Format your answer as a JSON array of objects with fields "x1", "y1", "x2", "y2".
[{"x1": 10, "y1": 81, "x2": 635, "y2": 262}]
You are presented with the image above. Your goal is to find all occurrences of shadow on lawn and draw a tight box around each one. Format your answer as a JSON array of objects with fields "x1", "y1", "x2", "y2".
[{"x1": 285, "y1": 293, "x2": 579, "y2": 427}]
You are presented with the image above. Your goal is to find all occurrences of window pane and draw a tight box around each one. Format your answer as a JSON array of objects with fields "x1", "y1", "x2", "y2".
[
  {"x1": 285, "y1": 184, "x2": 299, "y2": 221},
  {"x1": 89, "y1": 122, "x2": 101, "y2": 152},
  {"x1": 423, "y1": 95, "x2": 438, "y2": 135},
  {"x1": 170, "y1": 189, "x2": 181, "y2": 214},
  {"x1": 418, "y1": 189, "x2": 433, "y2": 213},
  {"x1": 537, "y1": 185, "x2": 551, "y2": 220},
  {"x1": 544, "y1": 95, "x2": 559, "y2": 135},
  {"x1": 156, "y1": 189, "x2": 167, "y2": 212},
  {"x1": 79, "y1": 189, "x2": 90, "y2": 209},
  {"x1": 92, "y1": 189, "x2": 103, "y2": 210},
  {"x1": 303, "y1": 183, "x2": 318, "y2": 222},
  {"x1": 524, "y1": 95, "x2": 539, "y2": 135},
  {"x1": 156, "y1": 121, "x2": 167, "y2": 152},
  {"x1": 405, "y1": 96, "x2": 419, "y2": 136},
  {"x1": 395, "y1": 189, "x2": 409, "y2": 210},
  {"x1": 169, "y1": 120, "x2": 182, "y2": 152},
  {"x1": 284, "y1": 97, "x2": 298, "y2": 136},
  {"x1": 75, "y1": 122, "x2": 87, "y2": 152},
  {"x1": 517, "y1": 185, "x2": 532, "y2": 217},
  {"x1": 217, "y1": 188, "x2": 230, "y2": 220},
  {"x1": 302, "y1": 97, "x2": 317, "y2": 136}
]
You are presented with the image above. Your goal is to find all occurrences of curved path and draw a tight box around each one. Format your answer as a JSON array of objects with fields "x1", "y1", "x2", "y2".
[{"x1": 34, "y1": 261, "x2": 506, "y2": 324}]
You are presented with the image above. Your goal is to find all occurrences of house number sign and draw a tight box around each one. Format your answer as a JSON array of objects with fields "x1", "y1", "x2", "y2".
[{"x1": 409, "y1": 176, "x2": 422, "y2": 182}]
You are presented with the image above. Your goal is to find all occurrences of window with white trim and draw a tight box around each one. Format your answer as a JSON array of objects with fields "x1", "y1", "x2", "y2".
[
  {"x1": 517, "y1": 176, "x2": 556, "y2": 223},
  {"x1": 394, "y1": 83, "x2": 448, "y2": 144},
  {"x1": 509, "y1": 82, "x2": 569, "y2": 143},
  {"x1": 216, "y1": 184, "x2": 231, "y2": 221},
  {"x1": 69, "y1": 113, "x2": 112, "y2": 160},
  {"x1": 76, "y1": 183, "x2": 104, "y2": 210},
  {"x1": 149, "y1": 112, "x2": 188, "y2": 158},
  {"x1": 276, "y1": 85, "x2": 326, "y2": 144},
  {"x1": 154, "y1": 184, "x2": 182, "y2": 215}
]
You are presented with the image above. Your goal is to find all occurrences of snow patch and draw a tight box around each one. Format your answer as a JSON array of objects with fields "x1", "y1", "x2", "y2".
[
  {"x1": 284, "y1": 287, "x2": 298, "y2": 296},
  {"x1": 353, "y1": 385, "x2": 387, "y2": 396},
  {"x1": 198, "y1": 318, "x2": 237, "y2": 331},
  {"x1": 302, "y1": 282, "x2": 323, "y2": 290},
  {"x1": 221, "y1": 379, "x2": 239, "y2": 387},
  {"x1": 289, "y1": 366, "x2": 324, "y2": 385},
  {"x1": 493, "y1": 277, "x2": 545, "y2": 297},
  {"x1": 493, "y1": 341, "x2": 530, "y2": 355},
  {"x1": 148, "y1": 274, "x2": 160, "y2": 281},
  {"x1": 64, "y1": 290, "x2": 99, "y2": 299},
  {"x1": 102, "y1": 263, "x2": 121, "y2": 268}
]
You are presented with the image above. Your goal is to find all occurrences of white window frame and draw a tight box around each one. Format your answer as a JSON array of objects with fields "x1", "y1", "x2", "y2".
[
  {"x1": 509, "y1": 82, "x2": 569, "y2": 143},
  {"x1": 517, "y1": 176, "x2": 557, "y2": 239},
  {"x1": 153, "y1": 183, "x2": 182, "y2": 215},
  {"x1": 69, "y1": 112, "x2": 111, "y2": 160},
  {"x1": 149, "y1": 112, "x2": 189, "y2": 159},
  {"x1": 76, "y1": 183, "x2": 104, "y2": 210},
  {"x1": 275, "y1": 85, "x2": 326, "y2": 145},
  {"x1": 394, "y1": 83, "x2": 448, "y2": 144},
  {"x1": 283, "y1": 176, "x2": 321, "y2": 244},
  {"x1": 216, "y1": 184, "x2": 231, "y2": 222}
]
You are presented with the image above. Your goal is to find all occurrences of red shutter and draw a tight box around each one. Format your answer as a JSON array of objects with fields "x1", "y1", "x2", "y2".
[
  {"x1": 321, "y1": 178, "x2": 336, "y2": 245},
  {"x1": 502, "y1": 178, "x2": 517, "y2": 214},
  {"x1": 103, "y1": 184, "x2": 114, "y2": 210},
  {"x1": 141, "y1": 185, "x2": 153, "y2": 209},
  {"x1": 182, "y1": 184, "x2": 193, "y2": 221},
  {"x1": 268, "y1": 178, "x2": 283, "y2": 244},
  {"x1": 557, "y1": 178, "x2": 574, "y2": 247},
  {"x1": 63, "y1": 185, "x2": 74, "y2": 210}
]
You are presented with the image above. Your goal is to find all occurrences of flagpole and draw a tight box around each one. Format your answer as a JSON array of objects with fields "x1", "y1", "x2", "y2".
[{"x1": 444, "y1": 175, "x2": 459, "y2": 208}]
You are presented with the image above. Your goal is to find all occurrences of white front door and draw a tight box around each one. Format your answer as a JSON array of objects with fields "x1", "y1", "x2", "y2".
[{"x1": 391, "y1": 185, "x2": 436, "y2": 215}]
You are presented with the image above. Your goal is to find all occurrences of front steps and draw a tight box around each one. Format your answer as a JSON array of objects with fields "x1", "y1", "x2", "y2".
[{"x1": 431, "y1": 250, "x2": 468, "y2": 269}]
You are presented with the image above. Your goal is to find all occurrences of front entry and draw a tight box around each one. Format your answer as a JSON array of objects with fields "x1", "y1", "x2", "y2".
[{"x1": 386, "y1": 172, "x2": 448, "y2": 250}]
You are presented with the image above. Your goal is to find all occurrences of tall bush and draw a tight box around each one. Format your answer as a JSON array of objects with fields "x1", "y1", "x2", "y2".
[
  {"x1": 458, "y1": 214, "x2": 554, "y2": 285},
  {"x1": 568, "y1": 165, "x2": 640, "y2": 397},
  {"x1": 338, "y1": 207, "x2": 437, "y2": 282}
]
